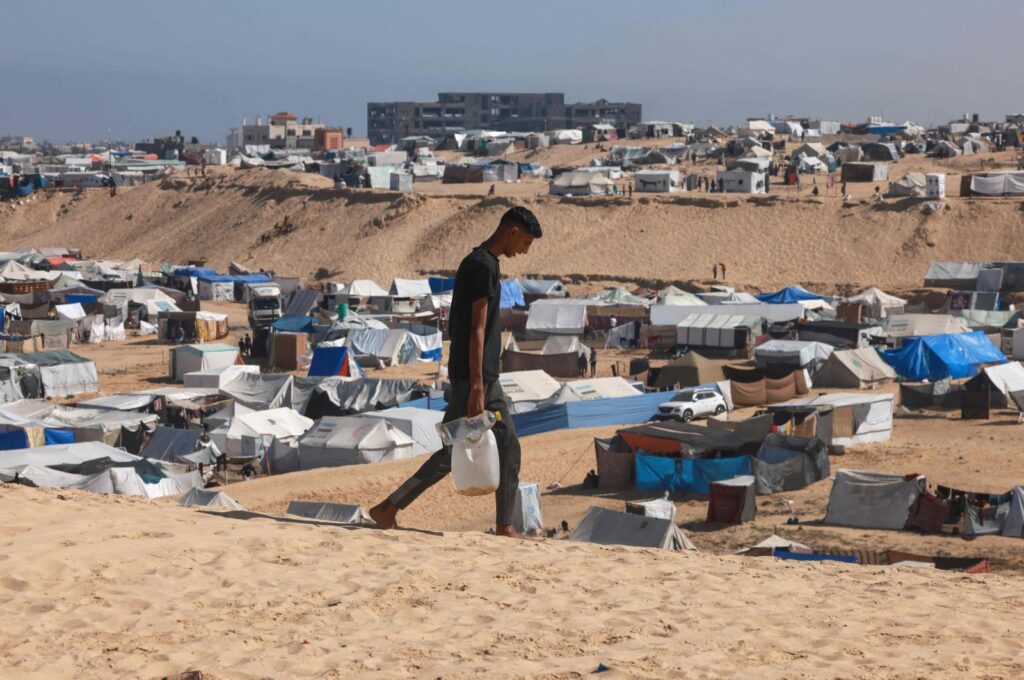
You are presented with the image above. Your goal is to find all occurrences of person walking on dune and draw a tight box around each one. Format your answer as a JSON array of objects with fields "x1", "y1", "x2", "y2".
[{"x1": 370, "y1": 207, "x2": 543, "y2": 538}]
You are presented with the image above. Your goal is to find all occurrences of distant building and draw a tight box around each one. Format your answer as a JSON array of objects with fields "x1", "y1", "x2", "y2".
[
  {"x1": 367, "y1": 92, "x2": 641, "y2": 144},
  {"x1": 314, "y1": 128, "x2": 345, "y2": 152},
  {"x1": 226, "y1": 127, "x2": 243, "y2": 152},
  {"x1": 0, "y1": 135, "x2": 36, "y2": 151},
  {"x1": 241, "y1": 112, "x2": 325, "y2": 150}
]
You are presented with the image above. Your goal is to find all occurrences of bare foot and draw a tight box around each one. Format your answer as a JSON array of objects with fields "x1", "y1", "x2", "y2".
[
  {"x1": 368, "y1": 500, "x2": 398, "y2": 529},
  {"x1": 494, "y1": 524, "x2": 542, "y2": 540}
]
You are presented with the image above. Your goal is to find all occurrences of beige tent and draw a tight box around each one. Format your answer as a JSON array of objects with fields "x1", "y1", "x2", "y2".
[{"x1": 813, "y1": 348, "x2": 896, "y2": 389}]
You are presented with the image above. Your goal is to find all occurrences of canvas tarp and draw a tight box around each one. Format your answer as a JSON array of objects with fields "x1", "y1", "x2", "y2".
[
  {"x1": 1003, "y1": 486, "x2": 1024, "y2": 539},
  {"x1": 924, "y1": 262, "x2": 983, "y2": 288},
  {"x1": 824, "y1": 469, "x2": 925, "y2": 530},
  {"x1": 751, "y1": 433, "x2": 830, "y2": 494},
  {"x1": 813, "y1": 348, "x2": 896, "y2": 388},
  {"x1": 526, "y1": 301, "x2": 588, "y2": 335},
  {"x1": 654, "y1": 352, "x2": 726, "y2": 390},
  {"x1": 221, "y1": 407, "x2": 313, "y2": 455},
  {"x1": 846, "y1": 287, "x2": 906, "y2": 320},
  {"x1": 754, "y1": 340, "x2": 833, "y2": 371},
  {"x1": 883, "y1": 314, "x2": 967, "y2": 338},
  {"x1": 652, "y1": 303, "x2": 802, "y2": 326},
  {"x1": 141, "y1": 426, "x2": 202, "y2": 461},
  {"x1": 178, "y1": 487, "x2": 244, "y2": 510},
  {"x1": 569, "y1": 506, "x2": 695, "y2": 551},
  {"x1": 306, "y1": 377, "x2": 422, "y2": 416},
  {"x1": 358, "y1": 407, "x2": 443, "y2": 456},
  {"x1": 297, "y1": 416, "x2": 416, "y2": 467},
  {"x1": 285, "y1": 500, "x2": 375, "y2": 525}
]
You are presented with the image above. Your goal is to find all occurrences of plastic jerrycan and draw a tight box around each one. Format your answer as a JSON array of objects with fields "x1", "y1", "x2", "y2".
[{"x1": 443, "y1": 411, "x2": 501, "y2": 496}]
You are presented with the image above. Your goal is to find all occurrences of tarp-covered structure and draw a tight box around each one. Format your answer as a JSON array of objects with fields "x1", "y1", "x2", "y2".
[
  {"x1": 754, "y1": 340, "x2": 833, "y2": 373},
  {"x1": 297, "y1": 416, "x2": 417, "y2": 468},
  {"x1": 825, "y1": 470, "x2": 926, "y2": 530},
  {"x1": 813, "y1": 348, "x2": 896, "y2": 389},
  {"x1": 846, "y1": 287, "x2": 906, "y2": 320},
  {"x1": 568, "y1": 506, "x2": 695, "y2": 551},
  {"x1": 653, "y1": 352, "x2": 726, "y2": 390},
  {"x1": 880, "y1": 331, "x2": 1005, "y2": 381},
  {"x1": 526, "y1": 301, "x2": 587, "y2": 337}
]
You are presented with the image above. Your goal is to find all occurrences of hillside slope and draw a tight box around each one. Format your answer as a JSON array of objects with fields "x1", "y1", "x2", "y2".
[{"x1": 2, "y1": 167, "x2": 1023, "y2": 292}]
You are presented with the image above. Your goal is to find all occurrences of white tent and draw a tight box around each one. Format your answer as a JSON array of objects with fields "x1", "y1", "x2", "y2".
[
  {"x1": 884, "y1": 314, "x2": 966, "y2": 339},
  {"x1": 0, "y1": 441, "x2": 138, "y2": 469},
  {"x1": 541, "y1": 377, "x2": 642, "y2": 407},
  {"x1": 184, "y1": 364, "x2": 260, "y2": 389},
  {"x1": 497, "y1": 370, "x2": 562, "y2": 412},
  {"x1": 358, "y1": 407, "x2": 443, "y2": 456},
  {"x1": 715, "y1": 169, "x2": 766, "y2": 194},
  {"x1": 824, "y1": 469, "x2": 925, "y2": 530},
  {"x1": 526, "y1": 300, "x2": 588, "y2": 336},
  {"x1": 170, "y1": 344, "x2": 240, "y2": 382},
  {"x1": 549, "y1": 129, "x2": 583, "y2": 144},
  {"x1": 549, "y1": 171, "x2": 614, "y2": 196},
  {"x1": 569, "y1": 506, "x2": 695, "y2": 551},
  {"x1": 634, "y1": 170, "x2": 682, "y2": 193},
  {"x1": 655, "y1": 305, "x2": 801, "y2": 326},
  {"x1": 389, "y1": 278, "x2": 432, "y2": 298},
  {"x1": 754, "y1": 340, "x2": 834, "y2": 372},
  {"x1": 178, "y1": 488, "x2": 245, "y2": 510},
  {"x1": 336, "y1": 280, "x2": 389, "y2": 298},
  {"x1": 774, "y1": 392, "x2": 894, "y2": 446},
  {"x1": 846, "y1": 287, "x2": 906, "y2": 320},
  {"x1": 298, "y1": 416, "x2": 416, "y2": 467},
  {"x1": 222, "y1": 407, "x2": 313, "y2": 456},
  {"x1": 55, "y1": 303, "x2": 86, "y2": 321}
]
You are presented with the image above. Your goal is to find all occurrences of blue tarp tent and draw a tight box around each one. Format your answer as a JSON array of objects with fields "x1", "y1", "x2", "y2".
[
  {"x1": 44, "y1": 429, "x2": 75, "y2": 445},
  {"x1": 756, "y1": 286, "x2": 824, "y2": 304},
  {"x1": 0, "y1": 429, "x2": 29, "y2": 451},
  {"x1": 429, "y1": 277, "x2": 455, "y2": 293},
  {"x1": 879, "y1": 331, "x2": 1005, "y2": 381},
  {"x1": 272, "y1": 316, "x2": 316, "y2": 334},
  {"x1": 500, "y1": 279, "x2": 525, "y2": 309},
  {"x1": 173, "y1": 266, "x2": 219, "y2": 278},
  {"x1": 308, "y1": 346, "x2": 365, "y2": 377},
  {"x1": 65, "y1": 294, "x2": 98, "y2": 305},
  {"x1": 635, "y1": 453, "x2": 752, "y2": 494}
]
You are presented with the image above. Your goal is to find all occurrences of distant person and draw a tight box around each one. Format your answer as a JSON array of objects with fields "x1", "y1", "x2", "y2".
[
  {"x1": 720, "y1": 262, "x2": 727, "y2": 279},
  {"x1": 589, "y1": 348, "x2": 597, "y2": 377},
  {"x1": 841, "y1": 181, "x2": 847, "y2": 196},
  {"x1": 627, "y1": 183, "x2": 633, "y2": 198},
  {"x1": 713, "y1": 263, "x2": 718, "y2": 280},
  {"x1": 709, "y1": 179, "x2": 716, "y2": 192},
  {"x1": 873, "y1": 186, "x2": 885, "y2": 202},
  {"x1": 610, "y1": 315, "x2": 618, "y2": 331},
  {"x1": 488, "y1": 183, "x2": 496, "y2": 196},
  {"x1": 577, "y1": 351, "x2": 588, "y2": 377},
  {"x1": 174, "y1": 323, "x2": 186, "y2": 344},
  {"x1": 812, "y1": 184, "x2": 819, "y2": 196}
]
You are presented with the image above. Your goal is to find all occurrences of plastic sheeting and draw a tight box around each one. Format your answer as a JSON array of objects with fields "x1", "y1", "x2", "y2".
[
  {"x1": 635, "y1": 453, "x2": 752, "y2": 495},
  {"x1": 569, "y1": 506, "x2": 695, "y2": 551},
  {"x1": 755, "y1": 286, "x2": 823, "y2": 304},
  {"x1": 178, "y1": 488, "x2": 244, "y2": 510},
  {"x1": 512, "y1": 391, "x2": 674, "y2": 437},
  {"x1": 526, "y1": 301, "x2": 587, "y2": 335},
  {"x1": 824, "y1": 469, "x2": 925, "y2": 530},
  {"x1": 1002, "y1": 486, "x2": 1024, "y2": 539},
  {"x1": 499, "y1": 279, "x2": 525, "y2": 309},
  {"x1": 297, "y1": 416, "x2": 416, "y2": 467},
  {"x1": 879, "y1": 331, "x2": 1005, "y2": 381},
  {"x1": 969, "y1": 172, "x2": 1024, "y2": 196}
]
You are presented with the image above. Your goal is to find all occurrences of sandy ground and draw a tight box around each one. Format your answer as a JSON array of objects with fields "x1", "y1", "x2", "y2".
[
  {"x1": 2, "y1": 483, "x2": 1023, "y2": 679},
  {"x1": 2, "y1": 146, "x2": 1023, "y2": 293}
]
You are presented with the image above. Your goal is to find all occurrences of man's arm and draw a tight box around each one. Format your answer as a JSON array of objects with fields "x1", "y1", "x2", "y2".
[{"x1": 467, "y1": 296, "x2": 488, "y2": 417}]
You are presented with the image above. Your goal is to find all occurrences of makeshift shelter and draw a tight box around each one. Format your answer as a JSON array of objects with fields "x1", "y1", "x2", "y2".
[
  {"x1": 846, "y1": 287, "x2": 906, "y2": 320},
  {"x1": 308, "y1": 346, "x2": 364, "y2": 377},
  {"x1": 880, "y1": 331, "x2": 1005, "y2": 381},
  {"x1": 756, "y1": 286, "x2": 823, "y2": 305},
  {"x1": 961, "y1": 362, "x2": 1024, "y2": 419},
  {"x1": 184, "y1": 364, "x2": 260, "y2": 389},
  {"x1": 883, "y1": 314, "x2": 967, "y2": 339},
  {"x1": 754, "y1": 340, "x2": 833, "y2": 373},
  {"x1": 707, "y1": 476, "x2": 756, "y2": 523},
  {"x1": 770, "y1": 392, "x2": 894, "y2": 447},
  {"x1": 923, "y1": 262, "x2": 983, "y2": 289},
  {"x1": 519, "y1": 279, "x2": 569, "y2": 300},
  {"x1": 675, "y1": 314, "x2": 761, "y2": 351},
  {"x1": 841, "y1": 162, "x2": 888, "y2": 182},
  {"x1": 635, "y1": 452, "x2": 753, "y2": 494},
  {"x1": 499, "y1": 279, "x2": 526, "y2": 309},
  {"x1": 169, "y1": 344, "x2": 240, "y2": 382},
  {"x1": 297, "y1": 416, "x2": 417, "y2": 468},
  {"x1": 389, "y1": 278, "x2": 432, "y2": 299},
  {"x1": 653, "y1": 352, "x2": 726, "y2": 390},
  {"x1": 751, "y1": 434, "x2": 830, "y2": 494},
  {"x1": 501, "y1": 346, "x2": 580, "y2": 379},
  {"x1": 526, "y1": 301, "x2": 587, "y2": 337},
  {"x1": 549, "y1": 171, "x2": 614, "y2": 196},
  {"x1": 824, "y1": 470, "x2": 925, "y2": 530},
  {"x1": 178, "y1": 488, "x2": 244, "y2": 510},
  {"x1": 140, "y1": 426, "x2": 202, "y2": 462},
  {"x1": 495, "y1": 370, "x2": 562, "y2": 412},
  {"x1": 813, "y1": 348, "x2": 896, "y2": 389},
  {"x1": 634, "y1": 170, "x2": 682, "y2": 193},
  {"x1": 888, "y1": 172, "x2": 927, "y2": 197},
  {"x1": 358, "y1": 407, "x2": 443, "y2": 456},
  {"x1": 715, "y1": 169, "x2": 766, "y2": 194},
  {"x1": 569, "y1": 506, "x2": 695, "y2": 551},
  {"x1": 220, "y1": 407, "x2": 313, "y2": 456}
]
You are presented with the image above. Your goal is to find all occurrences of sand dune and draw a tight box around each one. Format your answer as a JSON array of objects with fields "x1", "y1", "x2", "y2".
[
  {"x1": 2, "y1": 149, "x2": 1024, "y2": 293},
  {"x1": 1, "y1": 483, "x2": 1022, "y2": 679}
]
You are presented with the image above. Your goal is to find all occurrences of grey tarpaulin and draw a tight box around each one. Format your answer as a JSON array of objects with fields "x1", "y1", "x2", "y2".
[
  {"x1": 824, "y1": 469, "x2": 924, "y2": 530},
  {"x1": 752, "y1": 433, "x2": 830, "y2": 495},
  {"x1": 141, "y1": 426, "x2": 201, "y2": 461},
  {"x1": 178, "y1": 488, "x2": 245, "y2": 510},
  {"x1": 285, "y1": 500, "x2": 375, "y2": 525},
  {"x1": 569, "y1": 506, "x2": 695, "y2": 551},
  {"x1": 512, "y1": 482, "x2": 543, "y2": 535}
]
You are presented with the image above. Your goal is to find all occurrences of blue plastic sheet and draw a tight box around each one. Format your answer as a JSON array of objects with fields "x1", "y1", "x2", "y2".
[
  {"x1": 0, "y1": 429, "x2": 29, "y2": 451},
  {"x1": 879, "y1": 331, "x2": 1005, "y2": 381},
  {"x1": 512, "y1": 392, "x2": 674, "y2": 437},
  {"x1": 756, "y1": 286, "x2": 823, "y2": 304},
  {"x1": 44, "y1": 429, "x2": 75, "y2": 445},
  {"x1": 271, "y1": 316, "x2": 316, "y2": 333},
  {"x1": 499, "y1": 280, "x2": 525, "y2": 309},
  {"x1": 429, "y1": 277, "x2": 455, "y2": 293},
  {"x1": 635, "y1": 453, "x2": 752, "y2": 494}
]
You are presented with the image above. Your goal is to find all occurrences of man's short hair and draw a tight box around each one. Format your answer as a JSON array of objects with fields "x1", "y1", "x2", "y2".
[{"x1": 499, "y1": 206, "x2": 542, "y2": 238}]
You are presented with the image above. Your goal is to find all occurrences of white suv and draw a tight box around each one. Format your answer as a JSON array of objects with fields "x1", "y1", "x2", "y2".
[{"x1": 656, "y1": 389, "x2": 727, "y2": 422}]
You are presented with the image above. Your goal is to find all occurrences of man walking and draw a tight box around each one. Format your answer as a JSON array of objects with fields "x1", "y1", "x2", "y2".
[
  {"x1": 370, "y1": 207, "x2": 542, "y2": 538},
  {"x1": 589, "y1": 347, "x2": 598, "y2": 378}
]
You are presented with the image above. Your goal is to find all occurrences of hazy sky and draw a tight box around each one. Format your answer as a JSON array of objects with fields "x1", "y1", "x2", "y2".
[{"x1": 2, "y1": 0, "x2": 1020, "y2": 143}]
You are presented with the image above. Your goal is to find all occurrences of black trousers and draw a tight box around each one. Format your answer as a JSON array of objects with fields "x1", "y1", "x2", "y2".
[{"x1": 388, "y1": 380, "x2": 521, "y2": 526}]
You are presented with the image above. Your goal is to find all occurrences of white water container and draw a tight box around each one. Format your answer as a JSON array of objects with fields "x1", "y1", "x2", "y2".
[{"x1": 451, "y1": 428, "x2": 501, "y2": 496}]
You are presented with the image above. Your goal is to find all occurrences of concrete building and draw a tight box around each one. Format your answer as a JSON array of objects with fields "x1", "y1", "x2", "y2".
[
  {"x1": 314, "y1": 128, "x2": 345, "y2": 152},
  {"x1": 367, "y1": 92, "x2": 641, "y2": 144},
  {"x1": 0, "y1": 135, "x2": 36, "y2": 151},
  {"x1": 241, "y1": 112, "x2": 325, "y2": 150}
]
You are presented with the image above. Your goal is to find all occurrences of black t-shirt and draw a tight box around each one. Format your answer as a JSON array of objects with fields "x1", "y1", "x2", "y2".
[{"x1": 447, "y1": 246, "x2": 501, "y2": 381}]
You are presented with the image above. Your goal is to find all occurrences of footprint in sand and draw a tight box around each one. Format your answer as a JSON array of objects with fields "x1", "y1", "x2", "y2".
[{"x1": 1, "y1": 576, "x2": 29, "y2": 591}]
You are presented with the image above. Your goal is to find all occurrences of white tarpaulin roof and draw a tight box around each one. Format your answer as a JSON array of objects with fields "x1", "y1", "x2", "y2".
[
  {"x1": 979, "y1": 362, "x2": 1024, "y2": 399},
  {"x1": 298, "y1": 416, "x2": 416, "y2": 467},
  {"x1": 754, "y1": 340, "x2": 834, "y2": 368},
  {"x1": 884, "y1": 314, "x2": 967, "y2": 338},
  {"x1": 178, "y1": 487, "x2": 245, "y2": 510},
  {"x1": 497, "y1": 370, "x2": 561, "y2": 404},
  {"x1": 0, "y1": 441, "x2": 139, "y2": 469},
  {"x1": 223, "y1": 407, "x2": 313, "y2": 454},
  {"x1": 544, "y1": 377, "x2": 642, "y2": 405},
  {"x1": 846, "y1": 287, "x2": 906, "y2": 319},
  {"x1": 55, "y1": 303, "x2": 86, "y2": 321},
  {"x1": 653, "y1": 303, "x2": 801, "y2": 326},
  {"x1": 389, "y1": 278, "x2": 432, "y2": 298},
  {"x1": 338, "y1": 280, "x2": 388, "y2": 297},
  {"x1": 359, "y1": 407, "x2": 443, "y2": 456},
  {"x1": 924, "y1": 261, "x2": 983, "y2": 284},
  {"x1": 526, "y1": 301, "x2": 588, "y2": 334}
]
